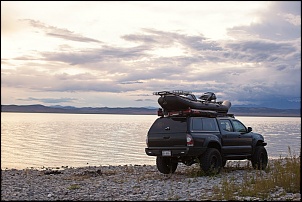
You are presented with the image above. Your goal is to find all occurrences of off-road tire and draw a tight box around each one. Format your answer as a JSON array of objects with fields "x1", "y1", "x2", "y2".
[
  {"x1": 251, "y1": 146, "x2": 268, "y2": 170},
  {"x1": 156, "y1": 156, "x2": 178, "y2": 174},
  {"x1": 200, "y1": 148, "x2": 222, "y2": 175}
]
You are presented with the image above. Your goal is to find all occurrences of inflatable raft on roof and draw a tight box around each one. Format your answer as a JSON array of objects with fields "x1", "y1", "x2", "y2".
[{"x1": 154, "y1": 90, "x2": 231, "y2": 114}]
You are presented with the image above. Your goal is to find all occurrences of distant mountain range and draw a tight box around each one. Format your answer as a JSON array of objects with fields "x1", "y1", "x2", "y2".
[{"x1": 1, "y1": 104, "x2": 300, "y2": 117}]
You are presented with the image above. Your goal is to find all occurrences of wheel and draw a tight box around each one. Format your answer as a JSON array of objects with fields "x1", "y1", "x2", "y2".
[
  {"x1": 156, "y1": 156, "x2": 178, "y2": 174},
  {"x1": 251, "y1": 146, "x2": 268, "y2": 170},
  {"x1": 200, "y1": 148, "x2": 222, "y2": 175}
]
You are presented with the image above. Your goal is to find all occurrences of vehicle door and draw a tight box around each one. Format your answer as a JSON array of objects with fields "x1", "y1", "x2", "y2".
[
  {"x1": 219, "y1": 119, "x2": 252, "y2": 155},
  {"x1": 230, "y1": 119, "x2": 252, "y2": 154}
]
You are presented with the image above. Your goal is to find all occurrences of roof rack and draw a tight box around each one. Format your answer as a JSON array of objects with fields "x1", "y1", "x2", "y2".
[{"x1": 157, "y1": 108, "x2": 235, "y2": 118}]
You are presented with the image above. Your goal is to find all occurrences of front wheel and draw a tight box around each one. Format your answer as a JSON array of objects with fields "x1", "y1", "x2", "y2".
[
  {"x1": 251, "y1": 146, "x2": 268, "y2": 170},
  {"x1": 156, "y1": 156, "x2": 178, "y2": 174},
  {"x1": 199, "y1": 148, "x2": 222, "y2": 175}
]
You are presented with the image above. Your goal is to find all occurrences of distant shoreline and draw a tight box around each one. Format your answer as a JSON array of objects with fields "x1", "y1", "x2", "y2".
[{"x1": 1, "y1": 104, "x2": 300, "y2": 117}]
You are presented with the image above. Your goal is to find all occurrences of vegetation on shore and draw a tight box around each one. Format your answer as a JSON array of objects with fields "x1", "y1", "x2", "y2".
[{"x1": 185, "y1": 147, "x2": 300, "y2": 200}]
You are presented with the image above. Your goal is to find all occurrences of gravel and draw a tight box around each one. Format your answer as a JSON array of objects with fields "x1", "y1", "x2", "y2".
[{"x1": 1, "y1": 160, "x2": 300, "y2": 201}]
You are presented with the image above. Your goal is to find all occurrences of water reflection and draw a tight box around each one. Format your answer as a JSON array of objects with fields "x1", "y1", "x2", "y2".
[{"x1": 1, "y1": 113, "x2": 300, "y2": 169}]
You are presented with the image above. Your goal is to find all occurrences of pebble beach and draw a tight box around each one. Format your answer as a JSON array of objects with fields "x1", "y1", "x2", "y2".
[{"x1": 1, "y1": 160, "x2": 300, "y2": 201}]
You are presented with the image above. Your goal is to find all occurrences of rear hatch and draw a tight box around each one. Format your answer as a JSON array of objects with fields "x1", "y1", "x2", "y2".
[{"x1": 147, "y1": 117, "x2": 188, "y2": 147}]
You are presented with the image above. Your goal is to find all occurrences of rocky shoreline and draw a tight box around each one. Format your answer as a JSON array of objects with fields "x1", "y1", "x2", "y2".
[{"x1": 1, "y1": 160, "x2": 300, "y2": 201}]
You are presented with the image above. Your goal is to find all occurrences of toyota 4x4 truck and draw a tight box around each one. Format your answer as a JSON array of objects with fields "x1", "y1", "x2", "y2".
[{"x1": 145, "y1": 108, "x2": 268, "y2": 175}]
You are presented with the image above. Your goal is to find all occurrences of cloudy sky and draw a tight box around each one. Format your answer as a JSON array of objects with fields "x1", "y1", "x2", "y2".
[{"x1": 1, "y1": 1, "x2": 301, "y2": 109}]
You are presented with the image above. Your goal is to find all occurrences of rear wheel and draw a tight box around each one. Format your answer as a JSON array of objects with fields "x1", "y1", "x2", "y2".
[
  {"x1": 156, "y1": 156, "x2": 178, "y2": 174},
  {"x1": 251, "y1": 146, "x2": 268, "y2": 170},
  {"x1": 200, "y1": 148, "x2": 222, "y2": 175}
]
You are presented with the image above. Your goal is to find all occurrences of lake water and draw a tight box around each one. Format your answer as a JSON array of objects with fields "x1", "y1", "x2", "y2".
[{"x1": 1, "y1": 112, "x2": 301, "y2": 169}]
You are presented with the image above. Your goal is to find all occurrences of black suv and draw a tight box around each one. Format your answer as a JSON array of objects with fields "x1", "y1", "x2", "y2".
[{"x1": 145, "y1": 109, "x2": 268, "y2": 175}]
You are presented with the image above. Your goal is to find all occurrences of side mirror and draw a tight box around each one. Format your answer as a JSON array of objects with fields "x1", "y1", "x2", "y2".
[{"x1": 247, "y1": 127, "x2": 252, "y2": 132}]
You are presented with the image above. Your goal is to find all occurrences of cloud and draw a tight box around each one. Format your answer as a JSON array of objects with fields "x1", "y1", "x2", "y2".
[
  {"x1": 135, "y1": 99, "x2": 153, "y2": 102},
  {"x1": 227, "y1": 1, "x2": 301, "y2": 41},
  {"x1": 2, "y1": 27, "x2": 300, "y2": 105},
  {"x1": 23, "y1": 19, "x2": 102, "y2": 43},
  {"x1": 1, "y1": 1, "x2": 301, "y2": 108}
]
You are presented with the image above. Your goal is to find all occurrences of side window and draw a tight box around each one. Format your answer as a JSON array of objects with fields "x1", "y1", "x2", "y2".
[
  {"x1": 191, "y1": 118, "x2": 202, "y2": 131},
  {"x1": 232, "y1": 120, "x2": 247, "y2": 132},
  {"x1": 202, "y1": 118, "x2": 218, "y2": 131},
  {"x1": 191, "y1": 118, "x2": 218, "y2": 131},
  {"x1": 219, "y1": 120, "x2": 233, "y2": 132}
]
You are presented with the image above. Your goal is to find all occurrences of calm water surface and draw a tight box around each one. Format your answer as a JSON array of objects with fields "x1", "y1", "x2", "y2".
[{"x1": 1, "y1": 112, "x2": 301, "y2": 169}]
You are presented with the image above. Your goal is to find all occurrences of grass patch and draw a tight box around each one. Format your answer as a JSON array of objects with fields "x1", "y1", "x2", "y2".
[
  {"x1": 67, "y1": 184, "x2": 81, "y2": 190},
  {"x1": 212, "y1": 147, "x2": 300, "y2": 200}
]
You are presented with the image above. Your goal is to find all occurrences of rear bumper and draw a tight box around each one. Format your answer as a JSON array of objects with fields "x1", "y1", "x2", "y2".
[{"x1": 145, "y1": 147, "x2": 207, "y2": 157}]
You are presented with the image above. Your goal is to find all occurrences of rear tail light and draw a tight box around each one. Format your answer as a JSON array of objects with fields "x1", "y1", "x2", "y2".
[{"x1": 186, "y1": 134, "x2": 194, "y2": 146}]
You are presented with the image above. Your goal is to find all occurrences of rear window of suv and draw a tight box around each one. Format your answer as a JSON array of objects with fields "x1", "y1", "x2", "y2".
[
  {"x1": 149, "y1": 117, "x2": 187, "y2": 133},
  {"x1": 190, "y1": 117, "x2": 219, "y2": 132}
]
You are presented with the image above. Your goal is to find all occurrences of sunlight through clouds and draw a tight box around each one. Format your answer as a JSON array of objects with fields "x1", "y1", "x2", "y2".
[{"x1": 1, "y1": 1, "x2": 301, "y2": 109}]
